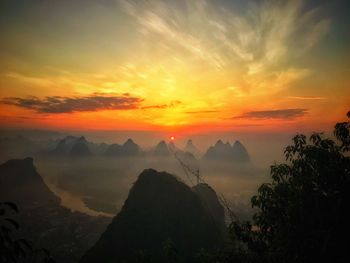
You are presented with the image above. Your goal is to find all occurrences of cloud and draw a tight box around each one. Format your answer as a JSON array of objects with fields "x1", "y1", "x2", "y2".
[
  {"x1": 119, "y1": 0, "x2": 330, "y2": 73},
  {"x1": 288, "y1": 96, "x2": 326, "y2": 100},
  {"x1": 234, "y1": 108, "x2": 308, "y2": 120},
  {"x1": 141, "y1": 100, "x2": 182, "y2": 109},
  {"x1": 185, "y1": 110, "x2": 219, "y2": 114},
  {"x1": 116, "y1": 0, "x2": 330, "y2": 99},
  {"x1": 1, "y1": 94, "x2": 144, "y2": 113}
]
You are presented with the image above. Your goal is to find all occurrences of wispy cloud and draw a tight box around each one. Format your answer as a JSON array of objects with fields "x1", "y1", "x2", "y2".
[
  {"x1": 185, "y1": 110, "x2": 219, "y2": 114},
  {"x1": 118, "y1": 0, "x2": 330, "y2": 97},
  {"x1": 234, "y1": 108, "x2": 308, "y2": 120},
  {"x1": 1, "y1": 94, "x2": 144, "y2": 113},
  {"x1": 141, "y1": 100, "x2": 182, "y2": 109},
  {"x1": 288, "y1": 96, "x2": 326, "y2": 100}
]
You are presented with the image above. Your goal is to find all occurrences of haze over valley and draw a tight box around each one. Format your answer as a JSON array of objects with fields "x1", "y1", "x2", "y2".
[{"x1": 0, "y1": 0, "x2": 349, "y2": 262}]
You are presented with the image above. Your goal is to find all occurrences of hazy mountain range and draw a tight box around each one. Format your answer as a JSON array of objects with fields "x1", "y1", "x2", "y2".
[{"x1": 1, "y1": 135, "x2": 251, "y2": 164}]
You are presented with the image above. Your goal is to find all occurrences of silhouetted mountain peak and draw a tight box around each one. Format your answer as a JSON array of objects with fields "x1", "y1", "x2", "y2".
[
  {"x1": 22, "y1": 157, "x2": 34, "y2": 165},
  {"x1": 136, "y1": 168, "x2": 176, "y2": 185},
  {"x1": 124, "y1": 138, "x2": 134, "y2": 144},
  {"x1": 233, "y1": 140, "x2": 242, "y2": 147},
  {"x1": 78, "y1": 136, "x2": 87, "y2": 143},
  {"x1": 0, "y1": 158, "x2": 60, "y2": 206},
  {"x1": 215, "y1": 139, "x2": 224, "y2": 147},
  {"x1": 168, "y1": 141, "x2": 181, "y2": 153},
  {"x1": 154, "y1": 140, "x2": 170, "y2": 156},
  {"x1": 186, "y1": 139, "x2": 193, "y2": 146},
  {"x1": 2, "y1": 157, "x2": 35, "y2": 173},
  {"x1": 121, "y1": 138, "x2": 140, "y2": 155},
  {"x1": 81, "y1": 169, "x2": 223, "y2": 263},
  {"x1": 231, "y1": 140, "x2": 250, "y2": 162},
  {"x1": 204, "y1": 139, "x2": 250, "y2": 162}
]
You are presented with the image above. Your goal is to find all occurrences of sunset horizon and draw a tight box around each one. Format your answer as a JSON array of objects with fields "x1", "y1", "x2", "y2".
[
  {"x1": 0, "y1": 1, "x2": 349, "y2": 262},
  {"x1": 1, "y1": 0, "x2": 348, "y2": 133}
]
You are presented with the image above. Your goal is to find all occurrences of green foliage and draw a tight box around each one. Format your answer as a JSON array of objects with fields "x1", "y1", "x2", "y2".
[
  {"x1": 229, "y1": 111, "x2": 350, "y2": 263},
  {"x1": 0, "y1": 202, "x2": 55, "y2": 263},
  {"x1": 162, "y1": 238, "x2": 179, "y2": 263}
]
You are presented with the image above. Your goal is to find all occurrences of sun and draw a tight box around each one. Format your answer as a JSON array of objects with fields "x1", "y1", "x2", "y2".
[{"x1": 170, "y1": 136, "x2": 175, "y2": 141}]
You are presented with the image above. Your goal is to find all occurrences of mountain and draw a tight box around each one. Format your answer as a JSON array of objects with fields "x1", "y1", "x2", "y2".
[
  {"x1": 203, "y1": 140, "x2": 232, "y2": 160},
  {"x1": 0, "y1": 157, "x2": 60, "y2": 207},
  {"x1": 70, "y1": 142, "x2": 92, "y2": 156},
  {"x1": 94, "y1": 142, "x2": 109, "y2": 155},
  {"x1": 80, "y1": 169, "x2": 223, "y2": 263},
  {"x1": 203, "y1": 140, "x2": 250, "y2": 162},
  {"x1": 0, "y1": 158, "x2": 110, "y2": 262},
  {"x1": 168, "y1": 141, "x2": 179, "y2": 152},
  {"x1": 184, "y1": 139, "x2": 201, "y2": 158},
  {"x1": 153, "y1": 140, "x2": 171, "y2": 156},
  {"x1": 50, "y1": 136, "x2": 91, "y2": 155},
  {"x1": 50, "y1": 137, "x2": 69, "y2": 155},
  {"x1": 231, "y1": 140, "x2": 250, "y2": 162},
  {"x1": 174, "y1": 151, "x2": 199, "y2": 176},
  {"x1": 121, "y1": 139, "x2": 140, "y2": 156},
  {"x1": 104, "y1": 143, "x2": 122, "y2": 156},
  {"x1": 192, "y1": 183, "x2": 226, "y2": 236}
]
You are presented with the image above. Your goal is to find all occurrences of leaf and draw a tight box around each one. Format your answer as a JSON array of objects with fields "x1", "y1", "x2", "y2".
[
  {"x1": 18, "y1": 238, "x2": 33, "y2": 251},
  {"x1": 3, "y1": 202, "x2": 19, "y2": 213},
  {"x1": 5, "y1": 218, "x2": 19, "y2": 230}
]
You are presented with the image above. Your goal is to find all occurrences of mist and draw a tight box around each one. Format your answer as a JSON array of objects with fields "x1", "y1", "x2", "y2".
[{"x1": 0, "y1": 128, "x2": 305, "y2": 220}]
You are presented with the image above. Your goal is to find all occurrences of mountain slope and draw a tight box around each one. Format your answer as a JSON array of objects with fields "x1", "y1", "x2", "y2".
[
  {"x1": 81, "y1": 169, "x2": 223, "y2": 263},
  {"x1": 0, "y1": 158, "x2": 110, "y2": 263},
  {"x1": 0, "y1": 157, "x2": 60, "y2": 206},
  {"x1": 184, "y1": 139, "x2": 201, "y2": 158},
  {"x1": 153, "y1": 140, "x2": 170, "y2": 156}
]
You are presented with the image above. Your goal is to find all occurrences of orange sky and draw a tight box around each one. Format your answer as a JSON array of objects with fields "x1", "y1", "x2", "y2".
[{"x1": 0, "y1": 0, "x2": 349, "y2": 134}]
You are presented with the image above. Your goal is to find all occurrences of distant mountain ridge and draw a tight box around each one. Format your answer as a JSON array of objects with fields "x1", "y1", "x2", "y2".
[
  {"x1": 153, "y1": 140, "x2": 171, "y2": 156},
  {"x1": 203, "y1": 140, "x2": 250, "y2": 162},
  {"x1": 1, "y1": 135, "x2": 252, "y2": 165}
]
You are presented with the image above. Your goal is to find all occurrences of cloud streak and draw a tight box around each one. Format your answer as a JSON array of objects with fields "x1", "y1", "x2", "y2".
[
  {"x1": 119, "y1": 0, "x2": 330, "y2": 72},
  {"x1": 1, "y1": 94, "x2": 144, "y2": 113},
  {"x1": 117, "y1": 0, "x2": 330, "y2": 98},
  {"x1": 288, "y1": 96, "x2": 326, "y2": 100},
  {"x1": 185, "y1": 110, "x2": 220, "y2": 114},
  {"x1": 234, "y1": 108, "x2": 308, "y2": 120}
]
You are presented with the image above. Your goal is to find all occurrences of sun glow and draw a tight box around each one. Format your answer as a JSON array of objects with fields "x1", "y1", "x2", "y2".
[{"x1": 0, "y1": 0, "x2": 348, "y2": 132}]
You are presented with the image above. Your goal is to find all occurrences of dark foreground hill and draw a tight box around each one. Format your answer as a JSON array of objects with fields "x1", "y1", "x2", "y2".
[
  {"x1": 192, "y1": 183, "x2": 226, "y2": 236},
  {"x1": 0, "y1": 158, "x2": 110, "y2": 263},
  {"x1": 81, "y1": 169, "x2": 224, "y2": 263}
]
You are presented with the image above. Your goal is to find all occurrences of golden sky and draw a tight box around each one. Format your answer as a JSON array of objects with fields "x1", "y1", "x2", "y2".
[{"x1": 0, "y1": 0, "x2": 349, "y2": 133}]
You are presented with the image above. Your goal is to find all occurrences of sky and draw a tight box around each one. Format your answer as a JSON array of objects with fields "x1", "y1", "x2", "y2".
[{"x1": 0, "y1": 0, "x2": 349, "y2": 135}]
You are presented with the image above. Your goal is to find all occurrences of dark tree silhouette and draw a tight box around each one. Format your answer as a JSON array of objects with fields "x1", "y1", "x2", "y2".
[
  {"x1": 0, "y1": 202, "x2": 55, "y2": 263},
  {"x1": 229, "y1": 111, "x2": 350, "y2": 263}
]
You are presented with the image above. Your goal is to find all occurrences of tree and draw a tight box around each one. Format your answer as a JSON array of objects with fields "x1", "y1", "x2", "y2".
[
  {"x1": 230, "y1": 111, "x2": 350, "y2": 263},
  {"x1": 0, "y1": 202, "x2": 55, "y2": 263}
]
